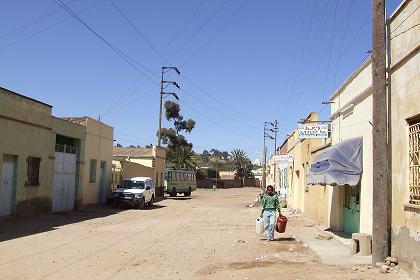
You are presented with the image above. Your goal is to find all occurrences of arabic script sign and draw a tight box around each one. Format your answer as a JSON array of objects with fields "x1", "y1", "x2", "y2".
[
  {"x1": 275, "y1": 154, "x2": 293, "y2": 163},
  {"x1": 298, "y1": 124, "x2": 328, "y2": 139}
]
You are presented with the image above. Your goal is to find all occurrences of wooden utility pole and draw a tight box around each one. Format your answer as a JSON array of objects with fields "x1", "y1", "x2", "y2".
[
  {"x1": 262, "y1": 128, "x2": 267, "y2": 190},
  {"x1": 372, "y1": 0, "x2": 389, "y2": 263}
]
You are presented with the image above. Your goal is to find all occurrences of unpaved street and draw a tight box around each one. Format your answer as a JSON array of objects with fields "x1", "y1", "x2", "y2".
[{"x1": 0, "y1": 188, "x2": 411, "y2": 280}]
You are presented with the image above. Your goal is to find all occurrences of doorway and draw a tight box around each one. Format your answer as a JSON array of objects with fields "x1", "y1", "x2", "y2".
[
  {"x1": 343, "y1": 185, "x2": 360, "y2": 234},
  {"x1": 1, "y1": 154, "x2": 17, "y2": 216}
]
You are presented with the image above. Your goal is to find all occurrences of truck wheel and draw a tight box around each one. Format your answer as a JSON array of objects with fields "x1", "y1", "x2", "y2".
[
  {"x1": 184, "y1": 188, "x2": 192, "y2": 197},
  {"x1": 138, "y1": 198, "x2": 145, "y2": 209},
  {"x1": 170, "y1": 188, "x2": 177, "y2": 197},
  {"x1": 147, "y1": 195, "x2": 154, "y2": 207}
]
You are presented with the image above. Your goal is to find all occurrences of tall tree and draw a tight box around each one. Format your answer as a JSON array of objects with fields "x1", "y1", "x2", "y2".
[
  {"x1": 160, "y1": 101, "x2": 196, "y2": 168},
  {"x1": 231, "y1": 149, "x2": 254, "y2": 186}
]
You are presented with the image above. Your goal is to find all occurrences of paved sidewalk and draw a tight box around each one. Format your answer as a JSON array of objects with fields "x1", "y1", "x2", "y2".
[{"x1": 280, "y1": 209, "x2": 372, "y2": 266}]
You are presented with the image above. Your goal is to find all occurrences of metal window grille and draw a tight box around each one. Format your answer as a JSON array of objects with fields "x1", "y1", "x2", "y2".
[
  {"x1": 409, "y1": 122, "x2": 420, "y2": 205},
  {"x1": 26, "y1": 157, "x2": 41, "y2": 186}
]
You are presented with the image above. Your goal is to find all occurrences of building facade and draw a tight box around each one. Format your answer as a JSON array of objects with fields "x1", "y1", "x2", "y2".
[
  {"x1": 328, "y1": 58, "x2": 373, "y2": 235},
  {"x1": 0, "y1": 87, "x2": 114, "y2": 216},
  {"x1": 388, "y1": 0, "x2": 420, "y2": 273},
  {"x1": 64, "y1": 117, "x2": 114, "y2": 205}
]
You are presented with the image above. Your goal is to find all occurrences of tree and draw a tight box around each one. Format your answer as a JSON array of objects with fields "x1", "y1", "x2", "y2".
[
  {"x1": 231, "y1": 149, "x2": 254, "y2": 186},
  {"x1": 160, "y1": 101, "x2": 196, "y2": 168},
  {"x1": 116, "y1": 143, "x2": 123, "y2": 147},
  {"x1": 168, "y1": 146, "x2": 197, "y2": 169}
]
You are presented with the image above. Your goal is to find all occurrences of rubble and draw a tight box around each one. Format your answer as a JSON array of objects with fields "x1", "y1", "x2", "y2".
[
  {"x1": 316, "y1": 233, "x2": 333, "y2": 240},
  {"x1": 377, "y1": 256, "x2": 400, "y2": 274}
]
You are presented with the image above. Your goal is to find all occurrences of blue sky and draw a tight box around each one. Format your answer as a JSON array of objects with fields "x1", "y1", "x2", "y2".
[{"x1": 0, "y1": 0, "x2": 402, "y2": 161}]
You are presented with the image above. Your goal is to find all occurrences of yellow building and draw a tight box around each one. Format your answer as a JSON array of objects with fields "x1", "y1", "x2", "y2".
[
  {"x1": 64, "y1": 117, "x2": 114, "y2": 205},
  {"x1": 0, "y1": 87, "x2": 114, "y2": 216},
  {"x1": 271, "y1": 113, "x2": 328, "y2": 219},
  {"x1": 388, "y1": 0, "x2": 420, "y2": 273},
  {"x1": 328, "y1": 57, "x2": 373, "y2": 235}
]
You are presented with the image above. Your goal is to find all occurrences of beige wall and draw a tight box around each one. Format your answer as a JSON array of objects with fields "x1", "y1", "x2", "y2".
[
  {"x1": 112, "y1": 160, "x2": 154, "y2": 188},
  {"x1": 153, "y1": 146, "x2": 166, "y2": 188},
  {"x1": 389, "y1": 0, "x2": 420, "y2": 272},
  {"x1": 330, "y1": 58, "x2": 373, "y2": 234},
  {"x1": 124, "y1": 148, "x2": 166, "y2": 188},
  {"x1": 52, "y1": 117, "x2": 86, "y2": 206},
  {"x1": 284, "y1": 113, "x2": 324, "y2": 215},
  {"x1": 0, "y1": 88, "x2": 54, "y2": 215},
  {"x1": 82, "y1": 118, "x2": 113, "y2": 205}
]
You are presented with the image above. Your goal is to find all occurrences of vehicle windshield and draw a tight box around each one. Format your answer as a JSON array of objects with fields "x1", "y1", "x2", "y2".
[{"x1": 119, "y1": 180, "x2": 145, "y2": 189}]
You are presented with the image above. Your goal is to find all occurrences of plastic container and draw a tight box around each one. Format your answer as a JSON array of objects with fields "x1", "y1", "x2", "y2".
[
  {"x1": 276, "y1": 214, "x2": 288, "y2": 233},
  {"x1": 256, "y1": 217, "x2": 264, "y2": 235}
]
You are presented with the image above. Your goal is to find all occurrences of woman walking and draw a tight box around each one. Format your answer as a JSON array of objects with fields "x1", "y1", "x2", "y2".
[{"x1": 260, "y1": 185, "x2": 281, "y2": 241}]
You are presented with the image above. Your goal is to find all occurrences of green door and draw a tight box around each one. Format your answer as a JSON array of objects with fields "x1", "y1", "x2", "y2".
[{"x1": 343, "y1": 185, "x2": 360, "y2": 234}]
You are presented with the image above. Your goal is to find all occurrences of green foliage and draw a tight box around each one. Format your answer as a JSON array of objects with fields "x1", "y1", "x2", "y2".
[
  {"x1": 161, "y1": 101, "x2": 196, "y2": 168},
  {"x1": 167, "y1": 146, "x2": 197, "y2": 169},
  {"x1": 196, "y1": 168, "x2": 218, "y2": 180},
  {"x1": 230, "y1": 149, "x2": 254, "y2": 185}
]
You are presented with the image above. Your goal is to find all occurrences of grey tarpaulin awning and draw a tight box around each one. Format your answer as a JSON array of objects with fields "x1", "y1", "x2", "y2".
[{"x1": 307, "y1": 137, "x2": 363, "y2": 187}]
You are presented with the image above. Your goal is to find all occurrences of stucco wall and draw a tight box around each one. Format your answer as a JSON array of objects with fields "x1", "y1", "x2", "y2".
[
  {"x1": 0, "y1": 88, "x2": 54, "y2": 215},
  {"x1": 389, "y1": 0, "x2": 420, "y2": 273},
  {"x1": 82, "y1": 118, "x2": 114, "y2": 205},
  {"x1": 330, "y1": 60, "x2": 373, "y2": 235},
  {"x1": 52, "y1": 117, "x2": 86, "y2": 207}
]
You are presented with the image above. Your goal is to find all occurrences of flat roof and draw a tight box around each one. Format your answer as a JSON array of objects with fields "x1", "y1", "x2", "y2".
[{"x1": 0, "y1": 86, "x2": 53, "y2": 108}]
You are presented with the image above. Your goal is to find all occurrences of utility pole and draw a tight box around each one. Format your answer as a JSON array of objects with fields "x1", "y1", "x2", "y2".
[
  {"x1": 372, "y1": 0, "x2": 389, "y2": 264},
  {"x1": 273, "y1": 120, "x2": 279, "y2": 191},
  {"x1": 262, "y1": 125, "x2": 267, "y2": 190},
  {"x1": 157, "y1": 66, "x2": 181, "y2": 147},
  {"x1": 263, "y1": 122, "x2": 274, "y2": 190}
]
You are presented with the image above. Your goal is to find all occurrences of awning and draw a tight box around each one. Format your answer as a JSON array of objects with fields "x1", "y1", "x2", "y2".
[{"x1": 307, "y1": 137, "x2": 363, "y2": 187}]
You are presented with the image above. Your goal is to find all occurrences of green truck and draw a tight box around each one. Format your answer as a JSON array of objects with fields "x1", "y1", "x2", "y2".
[{"x1": 164, "y1": 168, "x2": 197, "y2": 197}]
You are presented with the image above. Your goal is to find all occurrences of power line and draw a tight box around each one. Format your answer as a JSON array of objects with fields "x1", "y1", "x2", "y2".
[
  {"x1": 109, "y1": 0, "x2": 169, "y2": 64},
  {"x1": 0, "y1": 0, "x2": 77, "y2": 41},
  {"x1": 167, "y1": 0, "x2": 230, "y2": 61},
  {"x1": 108, "y1": 0, "x2": 259, "y2": 128},
  {"x1": 53, "y1": 0, "x2": 159, "y2": 85},
  {"x1": 0, "y1": 0, "x2": 107, "y2": 51},
  {"x1": 180, "y1": 0, "x2": 249, "y2": 67}
]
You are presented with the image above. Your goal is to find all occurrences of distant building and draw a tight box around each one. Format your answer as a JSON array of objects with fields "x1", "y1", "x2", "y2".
[
  {"x1": 219, "y1": 171, "x2": 235, "y2": 180},
  {"x1": 112, "y1": 146, "x2": 166, "y2": 196}
]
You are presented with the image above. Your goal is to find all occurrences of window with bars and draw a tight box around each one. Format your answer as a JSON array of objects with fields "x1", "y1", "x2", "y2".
[
  {"x1": 26, "y1": 157, "x2": 41, "y2": 186},
  {"x1": 409, "y1": 120, "x2": 420, "y2": 206}
]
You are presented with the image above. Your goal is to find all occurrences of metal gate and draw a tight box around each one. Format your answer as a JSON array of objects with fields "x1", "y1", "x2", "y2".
[
  {"x1": 1, "y1": 155, "x2": 16, "y2": 216},
  {"x1": 52, "y1": 146, "x2": 76, "y2": 213}
]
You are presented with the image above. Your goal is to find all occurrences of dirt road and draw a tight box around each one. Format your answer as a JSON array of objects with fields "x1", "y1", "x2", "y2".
[{"x1": 0, "y1": 188, "x2": 411, "y2": 280}]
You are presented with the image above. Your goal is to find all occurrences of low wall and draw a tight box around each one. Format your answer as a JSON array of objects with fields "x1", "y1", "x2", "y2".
[{"x1": 197, "y1": 179, "x2": 260, "y2": 189}]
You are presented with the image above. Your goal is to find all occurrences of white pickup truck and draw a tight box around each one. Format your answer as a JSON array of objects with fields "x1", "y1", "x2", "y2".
[{"x1": 112, "y1": 177, "x2": 155, "y2": 209}]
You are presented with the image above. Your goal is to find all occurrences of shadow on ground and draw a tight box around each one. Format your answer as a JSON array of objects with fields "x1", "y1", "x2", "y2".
[
  {"x1": 164, "y1": 196, "x2": 192, "y2": 201},
  {"x1": 0, "y1": 207, "x2": 123, "y2": 242}
]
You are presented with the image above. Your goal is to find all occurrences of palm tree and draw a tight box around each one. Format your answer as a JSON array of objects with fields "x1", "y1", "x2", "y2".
[
  {"x1": 171, "y1": 146, "x2": 197, "y2": 170},
  {"x1": 230, "y1": 149, "x2": 254, "y2": 186}
]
